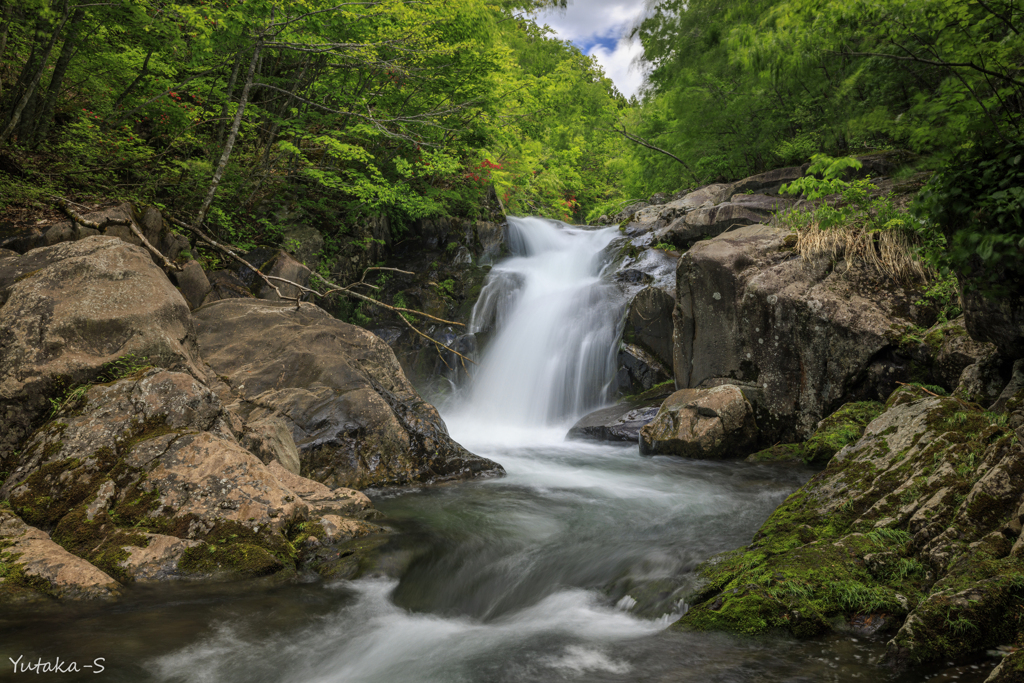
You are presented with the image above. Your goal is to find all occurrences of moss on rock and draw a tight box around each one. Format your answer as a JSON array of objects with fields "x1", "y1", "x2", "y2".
[
  {"x1": 747, "y1": 401, "x2": 884, "y2": 465},
  {"x1": 680, "y1": 389, "x2": 1024, "y2": 666}
]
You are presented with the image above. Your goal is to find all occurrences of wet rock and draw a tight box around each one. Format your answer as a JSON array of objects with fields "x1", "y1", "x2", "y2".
[
  {"x1": 0, "y1": 237, "x2": 200, "y2": 465},
  {"x1": 193, "y1": 298, "x2": 503, "y2": 489},
  {"x1": 639, "y1": 385, "x2": 759, "y2": 458},
  {"x1": 623, "y1": 286, "x2": 676, "y2": 371},
  {"x1": 617, "y1": 343, "x2": 671, "y2": 394},
  {"x1": 566, "y1": 404, "x2": 662, "y2": 442},
  {"x1": 176, "y1": 260, "x2": 211, "y2": 310},
  {"x1": 985, "y1": 649, "x2": 1024, "y2": 683},
  {"x1": 0, "y1": 509, "x2": 121, "y2": 602}
]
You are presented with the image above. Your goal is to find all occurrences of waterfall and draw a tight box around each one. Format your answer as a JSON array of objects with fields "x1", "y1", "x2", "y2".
[{"x1": 448, "y1": 217, "x2": 624, "y2": 438}]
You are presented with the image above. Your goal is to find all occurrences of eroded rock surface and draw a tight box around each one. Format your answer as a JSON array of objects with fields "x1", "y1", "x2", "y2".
[
  {"x1": 673, "y1": 223, "x2": 927, "y2": 441},
  {"x1": 1, "y1": 509, "x2": 121, "y2": 602}
]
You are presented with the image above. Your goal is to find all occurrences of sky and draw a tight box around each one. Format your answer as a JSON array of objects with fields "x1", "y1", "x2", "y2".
[{"x1": 534, "y1": 1, "x2": 648, "y2": 100}]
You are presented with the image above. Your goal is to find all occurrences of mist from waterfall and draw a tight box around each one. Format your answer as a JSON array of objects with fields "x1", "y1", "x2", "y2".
[{"x1": 446, "y1": 217, "x2": 623, "y2": 442}]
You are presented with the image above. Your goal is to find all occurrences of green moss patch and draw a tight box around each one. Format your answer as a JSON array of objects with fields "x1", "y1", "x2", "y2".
[
  {"x1": 178, "y1": 543, "x2": 284, "y2": 578},
  {"x1": 748, "y1": 401, "x2": 884, "y2": 465}
]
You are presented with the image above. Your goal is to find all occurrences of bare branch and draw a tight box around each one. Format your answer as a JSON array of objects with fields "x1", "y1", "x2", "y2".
[
  {"x1": 55, "y1": 197, "x2": 181, "y2": 272},
  {"x1": 610, "y1": 125, "x2": 700, "y2": 186}
]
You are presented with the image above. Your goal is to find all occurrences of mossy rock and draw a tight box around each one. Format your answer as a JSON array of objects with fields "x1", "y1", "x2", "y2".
[
  {"x1": 747, "y1": 401, "x2": 884, "y2": 465},
  {"x1": 177, "y1": 542, "x2": 285, "y2": 578},
  {"x1": 680, "y1": 389, "x2": 1024, "y2": 666}
]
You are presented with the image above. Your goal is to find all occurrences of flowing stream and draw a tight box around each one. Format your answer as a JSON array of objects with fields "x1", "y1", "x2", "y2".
[{"x1": 0, "y1": 218, "x2": 998, "y2": 682}]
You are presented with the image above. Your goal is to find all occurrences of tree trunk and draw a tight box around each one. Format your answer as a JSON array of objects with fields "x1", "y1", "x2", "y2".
[
  {"x1": 111, "y1": 48, "x2": 153, "y2": 113},
  {"x1": 0, "y1": 3, "x2": 12, "y2": 100},
  {"x1": 0, "y1": 10, "x2": 66, "y2": 147},
  {"x1": 29, "y1": 8, "x2": 84, "y2": 145},
  {"x1": 216, "y1": 50, "x2": 244, "y2": 151},
  {"x1": 195, "y1": 40, "x2": 262, "y2": 231}
]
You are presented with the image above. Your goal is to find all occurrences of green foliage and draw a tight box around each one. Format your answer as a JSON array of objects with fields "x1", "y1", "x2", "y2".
[
  {"x1": 913, "y1": 140, "x2": 1024, "y2": 297},
  {"x1": 1, "y1": 0, "x2": 625, "y2": 254}
]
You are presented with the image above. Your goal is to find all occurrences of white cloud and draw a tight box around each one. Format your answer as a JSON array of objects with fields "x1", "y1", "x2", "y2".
[
  {"x1": 535, "y1": 1, "x2": 645, "y2": 43},
  {"x1": 588, "y1": 35, "x2": 645, "y2": 99},
  {"x1": 534, "y1": 1, "x2": 648, "y2": 99}
]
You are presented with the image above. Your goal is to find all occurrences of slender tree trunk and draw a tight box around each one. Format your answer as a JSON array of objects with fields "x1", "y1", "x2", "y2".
[
  {"x1": 30, "y1": 8, "x2": 84, "y2": 145},
  {"x1": 195, "y1": 39, "x2": 262, "y2": 231},
  {"x1": 0, "y1": 8, "x2": 66, "y2": 147},
  {"x1": 216, "y1": 50, "x2": 243, "y2": 152},
  {"x1": 0, "y1": 3, "x2": 12, "y2": 100},
  {"x1": 111, "y1": 48, "x2": 153, "y2": 113}
]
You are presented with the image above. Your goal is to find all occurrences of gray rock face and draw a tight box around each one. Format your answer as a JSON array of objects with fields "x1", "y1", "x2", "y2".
[
  {"x1": 176, "y1": 261, "x2": 212, "y2": 310},
  {"x1": 281, "y1": 225, "x2": 324, "y2": 270},
  {"x1": 729, "y1": 164, "x2": 808, "y2": 195},
  {"x1": 0, "y1": 237, "x2": 200, "y2": 463},
  {"x1": 193, "y1": 298, "x2": 503, "y2": 488},
  {"x1": 655, "y1": 203, "x2": 766, "y2": 250},
  {"x1": 673, "y1": 384, "x2": 1024, "y2": 666},
  {"x1": 617, "y1": 343, "x2": 671, "y2": 394},
  {"x1": 639, "y1": 385, "x2": 759, "y2": 457},
  {"x1": 566, "y1": 404, "x2": 661, "y2": 442},
  {"x1": 960, "y1": 285, "x2": 1024, "y2": 357},
  {"x1": 258, "y1": 250, "x2": 311, "y2": 301},
  {"x1": 1, "y1": 367, "x2": 380, "y2": 588},
  {"x1": 623, "y1": 286, "x2": 675, "y2": 371},
  {"x1": 202, "y1": 269, "x2": 254, "y2": 305},
  {"x1": 672, "y1": 223, "x2": 926, "y2": 440}
]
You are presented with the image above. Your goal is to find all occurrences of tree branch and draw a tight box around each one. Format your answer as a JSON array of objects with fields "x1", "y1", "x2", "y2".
[
  {"x1": 55, "y1": 197, "x2": 181, "y2": 272},
  {"x1": 610, "y1": 125, "x2": 699, "y2": 185}
]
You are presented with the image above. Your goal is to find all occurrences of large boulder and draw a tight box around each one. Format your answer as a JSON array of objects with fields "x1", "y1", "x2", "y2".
[
  {"x1": 0, "y1": 237, "x2": 200, "y2": 463},
  {"x1": 0, "y1": 368, "x2": 382, "y2": 586},
  {"x1": 258, "y1": 250, "x2": 311, "y2": 301},
  {"x1": 654, "y1": 203, "x2": 766, "y2": 251},
  {"x1": 676, "y1": 386, "x2": 1024, "y2": 668},
  {"x1": 673, "y1": 223, "x2": 926, "y2": 441},
  {"x1": 639, "y1": 385, "x2": 759, "y2": 458},
  {"x1": 193, "y1": 299, "x2": 503, "y2": 489}
]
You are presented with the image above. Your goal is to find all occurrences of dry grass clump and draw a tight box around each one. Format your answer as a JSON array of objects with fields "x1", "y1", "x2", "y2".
[{"x1": 795, "y1": 223, "x2": 930, "y2": 283}]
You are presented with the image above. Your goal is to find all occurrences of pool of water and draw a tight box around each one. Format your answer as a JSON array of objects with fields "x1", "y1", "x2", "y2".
[{"x1": 0, "y1": 439, "x2": 999, "y2": 682}]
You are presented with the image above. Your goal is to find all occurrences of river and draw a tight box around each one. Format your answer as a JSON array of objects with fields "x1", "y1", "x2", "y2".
[{"x1": 0, "y1": 218, "x2": 999, "y2": 682}]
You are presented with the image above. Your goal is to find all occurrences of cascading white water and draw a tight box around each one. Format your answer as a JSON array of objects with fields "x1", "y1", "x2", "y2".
[{"x1": 448, "y1": 217, "x2": 623, "y2": 439}]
